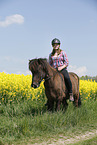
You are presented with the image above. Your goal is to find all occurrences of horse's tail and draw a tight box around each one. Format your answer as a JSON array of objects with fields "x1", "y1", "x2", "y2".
[
  {"x1": 76, "y1": 74, "x2": 81, "y2": 107},
  {"x1": 78, "y1": 93, "x2": 81, "y2": 107},
  {"x1": 78, "y1": 78, "x2": 81, "y2": 107}
]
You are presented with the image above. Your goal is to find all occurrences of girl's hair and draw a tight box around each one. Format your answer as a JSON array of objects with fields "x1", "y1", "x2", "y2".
[{"x1": 51, "y1": 48, "x2": 62, "y2": 56}]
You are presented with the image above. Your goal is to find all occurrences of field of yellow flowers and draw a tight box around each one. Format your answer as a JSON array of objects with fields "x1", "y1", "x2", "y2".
[{"x1": 0, "y1": 72, "x2": 97, "y2": 104}]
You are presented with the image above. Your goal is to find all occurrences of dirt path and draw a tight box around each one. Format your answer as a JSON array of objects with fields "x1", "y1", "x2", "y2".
[{"x1": 34, "y1": 130, "x2": 97, "y2": 145}]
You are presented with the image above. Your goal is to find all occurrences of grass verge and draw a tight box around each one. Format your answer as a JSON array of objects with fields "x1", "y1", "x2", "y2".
[{"x1": 0, "y1": 99, "x2": 97, "y2": 144}]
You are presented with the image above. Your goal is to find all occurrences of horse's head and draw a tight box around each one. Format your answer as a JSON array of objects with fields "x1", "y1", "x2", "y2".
[{"x1": 29, "y1": 58, "x2": 47, "y2": 88}]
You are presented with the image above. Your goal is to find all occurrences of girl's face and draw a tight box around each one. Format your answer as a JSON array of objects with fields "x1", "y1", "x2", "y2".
[{"x1": 53, "y1": 43, "x2": 60, "y2": 50}]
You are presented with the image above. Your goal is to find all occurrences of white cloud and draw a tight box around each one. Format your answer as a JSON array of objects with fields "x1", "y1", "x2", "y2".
[
  {"x1": 68, "y1": 65, "x2": 87, "y2": 77},
  {"x1": 0, "y1": 14, "x2": 24, "y2": 27}
]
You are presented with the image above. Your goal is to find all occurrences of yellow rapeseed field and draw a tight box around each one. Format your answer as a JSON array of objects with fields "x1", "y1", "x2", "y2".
[
  {"x1": 0, "y1": 72, "x2": 97, "y2": 104},
  {"x1": 80, "y1": 79, "x2": 97, "y2": 101}
]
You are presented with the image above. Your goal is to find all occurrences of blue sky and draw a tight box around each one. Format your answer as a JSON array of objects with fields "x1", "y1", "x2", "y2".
[{"x1": 0, "y1": 0, "x2": 97, "y2": 76}]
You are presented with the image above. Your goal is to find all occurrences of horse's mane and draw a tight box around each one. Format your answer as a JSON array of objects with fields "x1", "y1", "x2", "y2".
[{"x1": 29, "y1": 58, "x2": 55, "y2": 73}]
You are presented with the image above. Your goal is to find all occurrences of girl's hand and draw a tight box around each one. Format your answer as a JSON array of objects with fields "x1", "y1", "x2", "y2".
[
  {"x1": 58, "y1": 65, "x2": 66, "y2": 71},
  {"x1": 58, "y1": 67, "x2": 62, "y2": 71}
]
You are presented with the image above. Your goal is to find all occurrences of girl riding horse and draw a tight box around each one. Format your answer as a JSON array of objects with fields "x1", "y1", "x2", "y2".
[{"x1": 49, "y1": 38, "x2": 74, "y2": 102}]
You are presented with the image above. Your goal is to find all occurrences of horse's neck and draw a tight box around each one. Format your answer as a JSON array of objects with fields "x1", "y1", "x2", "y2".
[{"x1": 46, "y1": 62, "x2": 56, "y2": 77}]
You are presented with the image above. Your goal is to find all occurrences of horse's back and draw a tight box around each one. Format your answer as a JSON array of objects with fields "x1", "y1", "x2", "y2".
[
  {"x1": 69, "y1": 72, "x2": 79, "y2": 83},
  {"x1": 69, "y1": 72, "x2": 79, "y2": 80},
  {"x1": 69, "y1": 72, "x2": 79, "y2": 96}
]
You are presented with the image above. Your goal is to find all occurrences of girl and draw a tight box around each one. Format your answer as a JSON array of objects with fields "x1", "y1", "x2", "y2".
[{"x1": 49, "y1": 38, "x2": 74, "y2": 101}]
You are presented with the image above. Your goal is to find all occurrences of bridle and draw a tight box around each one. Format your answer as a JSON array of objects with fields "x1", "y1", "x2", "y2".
[
  {"x1": 32, "y1": 61, "x2": 64, "y2": 88},
  {"x1": 33, "y1": 69, "x2": 59, "y2": 86},
  {"x1": 32, "y1": 67, "x2": 66, "y2": 95}
]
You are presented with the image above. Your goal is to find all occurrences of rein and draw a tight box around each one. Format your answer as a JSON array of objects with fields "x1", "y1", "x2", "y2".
[
  {"x1": 38, "y1": 71, "x2": 58, "y2": 85},
  {"x1": 39, "y1": 69, "x2": 59, "y2": 83},
  {"x1": 44, "y1": 70, "x2": 58, "y2": 81}
]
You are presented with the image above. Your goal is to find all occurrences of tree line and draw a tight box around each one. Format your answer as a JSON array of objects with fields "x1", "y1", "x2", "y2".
[{"x1": 80, "y1": 75, "x2": 97, "y2": 82}]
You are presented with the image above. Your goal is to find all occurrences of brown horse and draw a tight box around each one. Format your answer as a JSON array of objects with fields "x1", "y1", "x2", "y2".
[{"x1": 29, "y1": 58, "x2": 81, "y2": 111}]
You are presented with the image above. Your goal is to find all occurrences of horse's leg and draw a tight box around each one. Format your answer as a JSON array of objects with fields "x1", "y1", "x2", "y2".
[
  {"x1": 47, "y1": 99, "x2": 54, "y2": 111},
  {"x1": 62, "y1": 98, "x2": 68, "y2": 110},
  {"x1": 45, "y1": 99, "x2": 49, "y2": 106},
  {"x1": 55, "y1": 99, "x2": 61, "y2": 111},
  {"x1": 73, "y1": 94, "x2": 79, "y2": 107}
]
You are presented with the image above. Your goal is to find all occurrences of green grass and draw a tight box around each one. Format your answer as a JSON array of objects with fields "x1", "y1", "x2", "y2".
[{"x1": 0, "y1": 99, "x2": 97, "y2": 145}]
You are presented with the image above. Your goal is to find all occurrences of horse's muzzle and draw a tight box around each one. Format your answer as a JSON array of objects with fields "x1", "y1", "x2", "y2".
[{"x1": 31, "y1": 83, "x2": 39, "y2": 88}]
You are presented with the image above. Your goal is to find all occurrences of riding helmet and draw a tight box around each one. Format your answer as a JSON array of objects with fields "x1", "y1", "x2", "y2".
[{"x1": 51, "y1": 38, "x2": 60, "y2": 45}]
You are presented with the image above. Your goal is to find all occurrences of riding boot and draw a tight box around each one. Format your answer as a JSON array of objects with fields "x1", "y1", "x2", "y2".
[{"x1": 69, "y1": 93, "x2": 74, "y2": 102}]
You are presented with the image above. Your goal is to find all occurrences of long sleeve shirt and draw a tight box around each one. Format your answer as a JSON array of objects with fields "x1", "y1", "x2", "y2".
[{"x1": 49, "y1": 50, "x2": 69, "y2": 69}]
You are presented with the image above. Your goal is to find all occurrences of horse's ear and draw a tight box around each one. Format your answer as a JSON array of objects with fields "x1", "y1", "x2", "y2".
[
  {"x1": 38, "y1": 58, "x2": 41, "y2": 64},
  {"x1": 38, "y1": 59, "x2": 40, "y2": 64},
  {"x1": 38, "y1": 58, "x2": 47, "y2": 65},
  {"x1": 43, "y1": 58, "x2": 47, "y2": 61}
]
